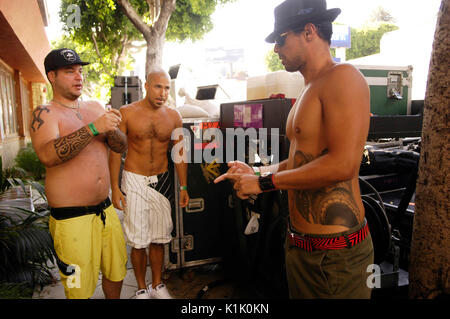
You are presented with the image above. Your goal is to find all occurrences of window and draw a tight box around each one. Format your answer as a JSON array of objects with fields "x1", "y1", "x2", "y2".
[{"x1": 0, "y1": 64, "x2": 18, "y2": 138}]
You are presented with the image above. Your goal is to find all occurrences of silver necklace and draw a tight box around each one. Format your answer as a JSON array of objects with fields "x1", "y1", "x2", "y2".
[{"x1": 53, "y1": 99, "x2": 82, "y2": 120}]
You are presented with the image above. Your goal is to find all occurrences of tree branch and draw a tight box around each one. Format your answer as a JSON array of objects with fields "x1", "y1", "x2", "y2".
[
  {"x1": 91, "y1": 31, "x2": 113, "y2": 77},
  {"x1": 154, "y1": 0, "x2": 176, "y2": 33},
  {"x1": 117, "y1": 0, "x2": 151, "y2": 39}
]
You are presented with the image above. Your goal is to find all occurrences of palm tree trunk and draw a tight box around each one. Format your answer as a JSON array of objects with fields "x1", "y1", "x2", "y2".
[{"x1": 408, "y1": 0, "x2": 450, "y2": 299}]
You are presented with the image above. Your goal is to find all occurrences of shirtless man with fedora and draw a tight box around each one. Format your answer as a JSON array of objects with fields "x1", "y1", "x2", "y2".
[{"x1": 215, "y1": 0, "x2": 374, "y2": 298}]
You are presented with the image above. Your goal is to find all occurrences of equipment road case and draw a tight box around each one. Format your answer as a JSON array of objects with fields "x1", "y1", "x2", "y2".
[
  {"x1": 165, "y1": 118, "x2": 229, "y2": 270},
  {"x1": 355, "y1": 65, "x2": 413, "y2": 115}
]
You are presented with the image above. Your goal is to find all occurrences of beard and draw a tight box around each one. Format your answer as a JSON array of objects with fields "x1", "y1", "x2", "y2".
[{"x1": 63, "y1": 91, "x2": 81, "y2": 101}]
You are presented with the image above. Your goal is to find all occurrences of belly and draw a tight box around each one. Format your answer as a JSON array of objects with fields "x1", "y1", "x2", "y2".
[
  {"x1": 45, "y1": 146, "x2": 110, "y2": 207},
  {"x1": 124, "y1": 141, "x2": 170, "y2": 176}
]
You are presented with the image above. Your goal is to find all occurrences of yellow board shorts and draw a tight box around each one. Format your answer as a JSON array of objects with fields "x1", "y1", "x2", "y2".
[{"x1": 49, "y1": 200, "x2": 128, "y2": 299}]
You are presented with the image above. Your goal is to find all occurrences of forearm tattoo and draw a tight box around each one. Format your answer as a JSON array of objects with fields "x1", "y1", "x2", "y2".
[
  {"x1": 105, "y1": 129, "x2": 127, "y2": 153},
  {"x1": 53, "y1": 126, "x2": 93, "y2": 162},
  {"x1": 293, "y1": 149, "x2": 361, "y2": 228},
  {"x1": 31, "y1": 106, "x2": 50, "y2": 132}
]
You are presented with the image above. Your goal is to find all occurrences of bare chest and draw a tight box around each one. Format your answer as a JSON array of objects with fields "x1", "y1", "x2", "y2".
[
  {"x1": 286, "y1": 89, "x2": 322, "y2": 142},
  {"x1": 129, "y1": 116, "x2": 175, "y2": 143},
  {"x1": 57, "y1": 107, "x2": 101, "y2": 137}
]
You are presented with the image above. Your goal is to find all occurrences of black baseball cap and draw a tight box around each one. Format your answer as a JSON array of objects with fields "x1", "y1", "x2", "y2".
[{"x1": 44, "y1": 48, "x2": 90, "y2": 74}]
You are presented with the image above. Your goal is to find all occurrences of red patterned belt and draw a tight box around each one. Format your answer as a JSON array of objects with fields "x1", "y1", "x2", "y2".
[{"x1": 288, "y1": 221, "x2": 370, "y2": 252}]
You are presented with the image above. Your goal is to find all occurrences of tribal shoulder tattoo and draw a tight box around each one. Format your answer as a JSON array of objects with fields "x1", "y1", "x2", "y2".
[
  {"x1": 293, "y1": 149, "x2": 361, "y2": 228},
  {"x1": 53, "y1": 127, "x2": 93, "y2": 162}
]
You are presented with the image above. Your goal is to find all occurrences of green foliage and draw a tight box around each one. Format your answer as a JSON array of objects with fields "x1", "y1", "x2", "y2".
[
  {"x1": 56, "y1": 0, "x2": 236, "y2": 100},
  {"x1": 14, "y1": 143, "x2": 46, "y2": 182},
  {"x1": 166, "y1": 0, "x2": 231, "y2": 42},
  {"x1": 0, "y1": 192, "x2": 55, "y2": 290},
  {"x1": 265, "y1": 49, "x2": 283, "y2": 72},
  {"x1": 0, "y1": 282, "x2": 33, "y2": 299},
  {"x1": 0, "y1": 157, "x2": 26, "y2": 193},
  {"x1": 346, "y1": 24, "x2": 398, "y2": 60},
  {"x1": 0, "y1": 152, "x2": 54, "y2": 294},
  {"x1": 56, "y1": 0, "x2": 140, "y2": 101}
]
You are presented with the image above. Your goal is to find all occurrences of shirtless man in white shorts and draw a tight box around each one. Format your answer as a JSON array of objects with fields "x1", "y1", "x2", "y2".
[{"x1": 109, "y1": 68, "x2": 189, "y2": 299}]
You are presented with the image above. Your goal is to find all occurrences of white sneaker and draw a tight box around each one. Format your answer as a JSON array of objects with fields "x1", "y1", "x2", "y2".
[
  {"x1": 149, "y1": 283, "x2": 173, "y2": 299},
  {"x1": 135, "y1": 288, "x2": 150, "y2": 299}
]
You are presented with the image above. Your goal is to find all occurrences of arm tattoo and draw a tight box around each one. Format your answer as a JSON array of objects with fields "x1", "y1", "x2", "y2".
[
  {"x1": 293, "y1": 149, "x2": 361, "y2": 228},
  {"x1": 105, "y1": 129, "x2": 127, "y2": 153},
  {"x1": 31, "y1": 106, "x2": 50, "y2": 132},
  {"x1": 53, "y1": 126, "x2": 93, "y2": 162}
]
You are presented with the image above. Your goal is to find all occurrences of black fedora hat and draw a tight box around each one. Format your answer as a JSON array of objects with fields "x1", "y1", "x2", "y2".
[
  {"x1": 266, "y1": 0, "x2": 341, "y2": 43},
  {"x1": 44, "y1": 48, "x2": 90, "y2": 74}
]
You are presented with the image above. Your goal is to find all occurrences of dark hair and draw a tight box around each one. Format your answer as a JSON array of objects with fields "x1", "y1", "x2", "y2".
[
  {"x1": 292, "y1": 21, "x2": 333, "y2": 45},
  {"x1": 45, "y1": 69, "x2": 58, "y2": 82},
  {"x1": 315, "y1": 21, "x2": 333, "y2": 44}
]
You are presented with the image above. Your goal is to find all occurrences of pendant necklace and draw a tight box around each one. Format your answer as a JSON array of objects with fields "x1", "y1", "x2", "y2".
[{"x1": 53, "y1": 99, "x2": 83, "y2": 120}]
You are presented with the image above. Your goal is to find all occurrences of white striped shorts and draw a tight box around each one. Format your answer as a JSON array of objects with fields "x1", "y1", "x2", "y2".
[{"x1": 121, "y1": 170, "x2": 174, "y2": 249}]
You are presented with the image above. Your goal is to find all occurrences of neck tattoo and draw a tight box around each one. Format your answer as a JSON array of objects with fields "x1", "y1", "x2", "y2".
[{"x1": 53, "y1": 99, "x2": 82, "y2": 120}]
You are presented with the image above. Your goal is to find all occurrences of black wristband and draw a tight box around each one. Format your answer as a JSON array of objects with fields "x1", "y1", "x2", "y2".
[{"x1": 258, "y1": 173, "x2": 277, "y2": 192}]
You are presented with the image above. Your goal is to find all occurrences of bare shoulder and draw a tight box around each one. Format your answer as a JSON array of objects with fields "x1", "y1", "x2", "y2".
[
  {"x1": 30, "y1": 103, "x2": 58, "y2": 133},
  {"x1": 328, "y1": 63, "x2": 366, "y2": 84},
  {"x1": 117, "y1": 100, "x2": 141, "y2": 121},
  {"x1": 320, "y1": 63, "x2": 369, "y2": 98},
  {"x1": 83, "y1": 100, "x2": 105, "y2": 114},
  {"x1": 166, "y1": 107, "x2": 183, "y2": 125}
]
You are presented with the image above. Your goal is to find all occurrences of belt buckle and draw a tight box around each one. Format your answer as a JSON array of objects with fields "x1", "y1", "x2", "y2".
[{"x1": 148, "y1": 175, "x2": 158, "y2": 187}]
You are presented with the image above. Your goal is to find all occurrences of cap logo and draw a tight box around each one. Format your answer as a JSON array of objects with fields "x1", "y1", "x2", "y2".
[
  {"x1": 60, "y1": 49, "x2": 76, "y2": 62},
  {"x1": 298, "y1": 8, "x2": 313, "y2": 15}
]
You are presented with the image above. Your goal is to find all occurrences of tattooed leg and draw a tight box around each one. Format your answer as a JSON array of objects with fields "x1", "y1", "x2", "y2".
[{"x1": 54, "y1": 126, "x2": 93, "y2": 162}]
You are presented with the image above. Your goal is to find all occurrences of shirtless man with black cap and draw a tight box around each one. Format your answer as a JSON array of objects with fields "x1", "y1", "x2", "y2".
[
  {"x1": 30, "y1": 48, "x2": 128, "y2": 299},
  {"x1": 215, "y1": 0, "x2": 374, "y2": 298}
]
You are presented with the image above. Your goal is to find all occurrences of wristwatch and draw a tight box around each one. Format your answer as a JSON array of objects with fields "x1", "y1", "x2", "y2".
[{"x1": 258, "y1": 173, "x2": 277, "y2": 192}]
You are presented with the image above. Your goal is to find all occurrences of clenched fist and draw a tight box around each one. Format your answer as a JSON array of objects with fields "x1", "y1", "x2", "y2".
[{"x1": 93, "y1": 108, "x2": 122, "y2": 134}]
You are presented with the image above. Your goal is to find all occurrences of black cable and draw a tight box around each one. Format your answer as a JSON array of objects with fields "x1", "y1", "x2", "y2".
[{"x1": 359, "y1": 176, "x2": 386, "y2": 212}]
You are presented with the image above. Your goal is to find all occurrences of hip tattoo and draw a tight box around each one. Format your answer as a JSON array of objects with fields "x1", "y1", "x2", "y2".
[{"x1": 293, "y1": 150, "x2": 360, "y2": 228}]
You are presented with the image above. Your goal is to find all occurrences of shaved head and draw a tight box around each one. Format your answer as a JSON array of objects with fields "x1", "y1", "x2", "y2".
[
  {"x1": 144, "y1": 67, "x2": 171, "y2": 109},
  {"x1": 146, "y1": 67, "x2": 170, "y2": 84}
]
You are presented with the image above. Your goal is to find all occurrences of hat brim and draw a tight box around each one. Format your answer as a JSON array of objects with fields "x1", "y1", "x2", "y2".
[
  {"x1": 265, "y1": 8, "x2": 341, "y2": 43},
  {"x1": 45, "y1": 61, "x2": 90, "y2": 74}
]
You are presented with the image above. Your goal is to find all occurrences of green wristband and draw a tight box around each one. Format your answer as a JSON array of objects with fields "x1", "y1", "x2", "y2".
[
  {"x1": 88, "y1": 123, "x2": 99, "y2": 136},
  {"x1": 180, "y1": 185, "x2": 187, "y2": 191}
]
